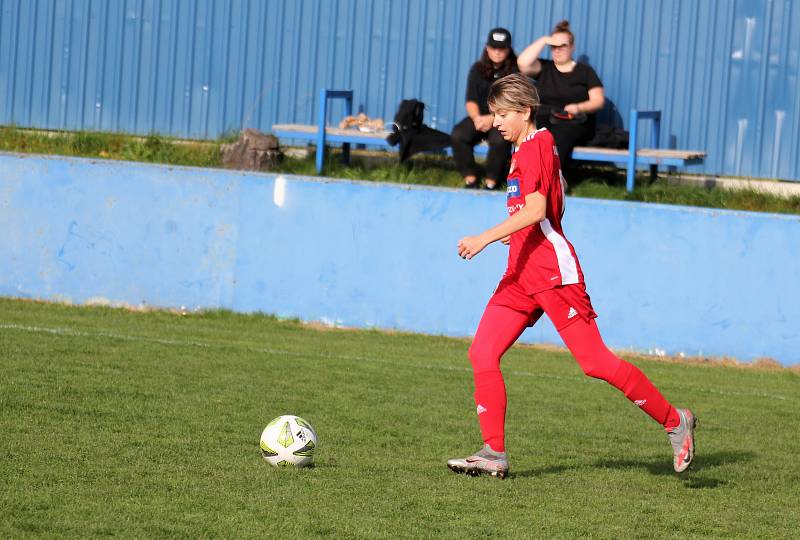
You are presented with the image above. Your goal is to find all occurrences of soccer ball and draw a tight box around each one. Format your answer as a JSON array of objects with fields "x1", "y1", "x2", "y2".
[{"x1": 259, "y1": 415, "x2": 318, "y2": 468}]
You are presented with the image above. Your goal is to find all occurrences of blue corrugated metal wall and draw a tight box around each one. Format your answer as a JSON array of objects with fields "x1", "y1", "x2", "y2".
[{"x1": 1, "y1": 0, "x2": 799, "y2": 180}]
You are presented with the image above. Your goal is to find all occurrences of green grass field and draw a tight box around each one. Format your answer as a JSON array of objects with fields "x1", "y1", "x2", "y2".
[{"x1": 1, "y1": 298, "x2": 798, "y2": 538}]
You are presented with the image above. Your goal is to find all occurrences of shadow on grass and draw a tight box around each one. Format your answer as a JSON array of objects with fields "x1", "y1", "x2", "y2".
[{"x1": 514, "y1": 450, "x2": 755, "y2": 489}]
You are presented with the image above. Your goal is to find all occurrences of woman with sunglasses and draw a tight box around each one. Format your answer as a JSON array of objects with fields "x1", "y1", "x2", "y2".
[{"x1": 517, "y1": 21, "x2": 605, "y2": 169}]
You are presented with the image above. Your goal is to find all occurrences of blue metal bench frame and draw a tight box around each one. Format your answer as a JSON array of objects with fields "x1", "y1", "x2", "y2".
[
  {"x1": 273, "y1": 90, "x2": 704, "y2": 192},
  {"x1": 316, "y1": 89, "x2": 353, "y2": 172},
  {"x1": 572, "y1": 110, "x2": 674, "y2": 191},
  {"x1": 572, "y1": 110, "x2": 659, "y2": 191}
]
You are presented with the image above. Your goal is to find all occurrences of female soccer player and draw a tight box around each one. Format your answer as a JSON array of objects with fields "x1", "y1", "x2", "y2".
[{"x1": 447, "y1": 74, "x2": 695, "y2": 479}]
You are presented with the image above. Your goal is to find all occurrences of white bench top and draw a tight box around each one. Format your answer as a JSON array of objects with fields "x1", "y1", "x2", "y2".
[
  {"x1": 273, "y1": 124, "x2": 706, "y2": 160},
  {"x1": 574, "y1": 146, "x2": 706, "y2": 160},
  {"x1": 273, "y1": 123, "x2": 392, "y2": 140}
]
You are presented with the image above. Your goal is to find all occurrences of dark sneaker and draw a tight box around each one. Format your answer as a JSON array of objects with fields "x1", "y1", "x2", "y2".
[
  {"x1": 667, "y1": 408, "x2": 697, "y2": 473},
  {"x1": 447, "y1": 445, "x2": 509, "y2": 479}
]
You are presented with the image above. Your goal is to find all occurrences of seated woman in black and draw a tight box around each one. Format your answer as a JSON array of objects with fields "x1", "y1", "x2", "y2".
[
  {"x1": 451, "y1": 28, "x2": 518, "y2": 190},
  {"x1": 517, "y1": 20, "x2": 604, "y2": 169}
]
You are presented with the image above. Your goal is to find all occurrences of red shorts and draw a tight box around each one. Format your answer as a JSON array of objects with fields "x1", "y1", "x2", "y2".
[{"x1": 487, "y1": 278, "x2": 598, "y2": 331}]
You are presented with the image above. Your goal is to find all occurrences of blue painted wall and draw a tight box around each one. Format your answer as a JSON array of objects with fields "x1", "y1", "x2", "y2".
[
  {"x1": 1, "y1": 152, "x2": 799, "y2": 364},
  {"x1": 1, "y1": 0, "x2": 799, "y2": 180}
]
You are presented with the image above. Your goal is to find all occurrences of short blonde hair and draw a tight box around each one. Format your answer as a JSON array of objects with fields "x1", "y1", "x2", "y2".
[{"x1": 487, "y1": 73, "x2": 540, "y2": 118}]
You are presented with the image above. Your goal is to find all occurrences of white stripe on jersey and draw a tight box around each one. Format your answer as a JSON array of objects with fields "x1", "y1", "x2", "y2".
[
  {"x1": 539, "y1": 218, "x2": 579, "y2": 284},
  {"x1": 513, "y1": 127, "x2": 548, "y2": 152}
]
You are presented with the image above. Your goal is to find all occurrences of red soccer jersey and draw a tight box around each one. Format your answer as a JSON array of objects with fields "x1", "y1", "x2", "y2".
[{"x1": 504, "y1": 128, "x2": 584, "y2": 294}]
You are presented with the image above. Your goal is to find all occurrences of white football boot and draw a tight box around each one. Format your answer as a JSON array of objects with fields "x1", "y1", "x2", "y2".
[
  {"x1": 447, "y1": 445, "x2": 509, "y2": 479},
  {"x1": 667, "y1": 408, "x2": 697, "y2": 473}
]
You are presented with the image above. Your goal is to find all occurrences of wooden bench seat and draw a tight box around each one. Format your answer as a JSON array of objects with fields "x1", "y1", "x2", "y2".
[
  {"x1": 272, "y1": 124, "x2": 393, "y2": 145},
  {"x1": 572, "y1": 146, "x2": 706, "y2": 166},
  {"x1": 272, "y1": 91, "x2": 707, "y2": 191}
]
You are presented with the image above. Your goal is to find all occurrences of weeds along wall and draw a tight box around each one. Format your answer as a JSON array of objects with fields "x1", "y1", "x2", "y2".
[{"x1": 1, "y1": 152, "x2": 799, "y2": 365}]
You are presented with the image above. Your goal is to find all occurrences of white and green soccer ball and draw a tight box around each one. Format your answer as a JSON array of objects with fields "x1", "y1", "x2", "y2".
[{"x1": 259, "y1": 415, "x2": 318, "y2": 468}]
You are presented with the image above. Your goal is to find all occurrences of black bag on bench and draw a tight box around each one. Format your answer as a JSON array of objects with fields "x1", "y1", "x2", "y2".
[
  {"x1": 386, "y1": 99, "x2": 451, "y2": 161},
  {"x1": 586, "y1": 125, "x2": 629, "y2": 149}
]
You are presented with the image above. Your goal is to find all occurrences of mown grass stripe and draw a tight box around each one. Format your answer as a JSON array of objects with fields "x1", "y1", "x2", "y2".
[{"x1": 1, "y1": 321, "x2": 793, "y2": 403}]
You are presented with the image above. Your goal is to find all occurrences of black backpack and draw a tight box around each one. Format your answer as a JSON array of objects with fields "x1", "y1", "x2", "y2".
[
  {"x1": 386, "y1": 99, "x2": 450, "y2": 161},
  {"x1": 586, "y1": 125, "x2": 630, "y2": 149},
  {"x1": 386, "y1": 99, "x2": 424, "y2": 145}
]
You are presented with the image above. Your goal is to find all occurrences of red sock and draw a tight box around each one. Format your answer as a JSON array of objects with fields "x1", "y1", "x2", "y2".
[
  {"x1": 560, "y1": 318, "x2": 681, "y2": 428},
  {"x1": 473, "y1": 370, "x2": 507, "y2": 452},
  {"x1": 468, "y1": 305, "x2": 531, "y2": 453},
  {"x1": 609, "y1": 361, "x2": 680, "y2": 428}
]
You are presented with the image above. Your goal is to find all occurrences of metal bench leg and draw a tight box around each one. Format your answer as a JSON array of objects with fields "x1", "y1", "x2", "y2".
[
  {"x1": 316, "y1": 89, "x2": 328, "y2": 174},
  {"x1": 315, "y1": 140, "x2": 325, "y2": 174},
  {"x1": 626, "y1": 164, "x2": 636, "y2": 192},
  {"x1": 316, "y1": 89, "x2": 356, "y2": 172},
  {"x1": 341, "y1": 144, "x2": 351, "y2": 166},
  {"x1": 626, "y1": 110, "x2": 639, "y2": 192},
  {"x1": 649, "y1": 112, "x2": 661, "y2": 185},
  {"x1": 341, "y1": 94, "x2": 352, "y2": 165}
]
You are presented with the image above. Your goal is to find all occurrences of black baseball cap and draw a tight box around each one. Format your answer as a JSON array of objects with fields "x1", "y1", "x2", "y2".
[{"x1": 486, "y1": 27, "x2": 512, "y2": 49}]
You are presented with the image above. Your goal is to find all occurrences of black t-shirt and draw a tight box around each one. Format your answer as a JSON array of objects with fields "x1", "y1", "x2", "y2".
[
  {"x1": 465, "y1": 62, "x2": 518, "y2": 115},
  {"x1": 534, "y1": 59, "x2": 603, "y2": 123}
]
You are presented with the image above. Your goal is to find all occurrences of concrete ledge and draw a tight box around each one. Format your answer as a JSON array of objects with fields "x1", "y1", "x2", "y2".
[
  {"x1": 2, "y1": 152, "x2": 799, "y2": 364},
  {"x1": 666, "y1": 174, "x2": 800, "y2": 199}
]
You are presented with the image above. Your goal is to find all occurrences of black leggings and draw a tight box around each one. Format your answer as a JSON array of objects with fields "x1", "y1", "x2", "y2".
[
  {"x1": 537, "y1": 115, "x2": 595, "y2": 169},
  {"x1": 451, "y1": 117, "x2": 512, "y2": 181}
]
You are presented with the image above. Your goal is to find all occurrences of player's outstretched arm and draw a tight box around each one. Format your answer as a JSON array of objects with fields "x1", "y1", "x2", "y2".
[{"x1": 457, "y1": 192, "x2": 546, "y2": 260}]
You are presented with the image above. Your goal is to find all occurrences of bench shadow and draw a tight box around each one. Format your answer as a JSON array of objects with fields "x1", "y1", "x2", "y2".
[{"x1": 513, "y1": 450, "x2": 755, "y2": 489}]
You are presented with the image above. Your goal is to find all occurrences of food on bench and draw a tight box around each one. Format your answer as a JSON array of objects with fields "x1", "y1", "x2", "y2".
[{"x1": 339, "y1": 113, "x2": 386, "y2": 132}]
